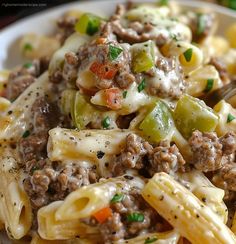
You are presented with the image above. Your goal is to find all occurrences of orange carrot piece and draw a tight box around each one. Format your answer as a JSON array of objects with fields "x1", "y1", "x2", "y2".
[{"x1": 93, "y1": 207, "x2": 112, "y2": 223}]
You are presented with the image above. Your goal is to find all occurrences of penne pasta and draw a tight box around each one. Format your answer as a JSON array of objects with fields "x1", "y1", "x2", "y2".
[
  {"x1": 186, "y1": 65, "x2": 223, "y2": 97},
  {"x1": 38, "y1": 201, "x2": 99, "y2": 240},
  {"x1": 114, "y1": 230, "x2": 180, "y2": 244},
  {"x1": 142, "y1": 172, "x2": 236, "y2": 244},
  {"x1": 0, "y1": 72, "x2": 49, "y2": 140},
  {"x1": 47, "y1": 128, "x2": 131, "y2": 162},
  {"x1": 214, "y1": 100, "x2": 236, "y2": 136},
  {"x1": 177, "y1": 170, "x2": 228, "y2": 223},
  {"x1": 0, "y1": 147, "x2": 32, "y2": 239},
  {"x1": 161, "y1": 41, "x2": 203, "y2": 73},
  {"x1": 55, "y1": 178, "x2": 126, "y2": 220}
]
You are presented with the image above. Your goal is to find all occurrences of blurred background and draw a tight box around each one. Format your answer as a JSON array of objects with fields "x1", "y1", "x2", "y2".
[{"x1": 0, "y1": 0, "x2": 235, "y2": 29}]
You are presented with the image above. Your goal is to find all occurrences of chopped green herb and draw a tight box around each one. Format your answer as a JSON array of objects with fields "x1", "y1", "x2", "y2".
[
  {"x1": 123, "y1": 90, "x2": 128, "y2": 98},
  {"x1": 227, "y1": 113, "x2": 235, "y2": 123},
  {"x1": 109, "y1": 45, "x2": 123, "y2": 61},
  {"x1": 138, "y1": 79, "x2": 146, "y2": 92},
  {"x1": 145, "y1": 237, "x2": 158, "y2": 244},
  {"x1": 23, "y1": 43, "x2": 33, "y2": 52},
  {"x1": 183, "y1": 48, "x2": 193, "y2": 62},
  {"x1": 22, "y1": 130, "x2": 30, "y2": 138},
  {"x1": 197, "y1": 14, "x2": 206, "y2": 35},
  {"x1": 102, "y1": 116, "x2": 111, "y2": 129},
  {"x1": 31, "y1": 166, "x2": 39, "y2": 173},
  {"x1": 228, "y1": 0, "x2": 236, "y2": 10},
  {"x1": 127, "y1": 212, "x2": 144, "y2": 222},
  {"x1": 159, "y1": 0, "x2": 168, "y2": 5},
  {"x1": 111, "y1": 194, "x2": 124, "y2": 203},
  {"x1": 204, "y1": 79, "x2": 214, "y2": 93},
  {"x1": 23, "y1": 62, "x2": 33, "y2": 69},
  {"x1": 171, "y1": 34, "x2": 179, "y2": 41}
]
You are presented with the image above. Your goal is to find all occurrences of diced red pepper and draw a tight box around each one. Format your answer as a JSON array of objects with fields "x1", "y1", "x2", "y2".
[
  {"x1": 90, "y1": 61, "x2": 117, "y2": 80},
  {"x1": 104, "y1": 87, "x2": 122, "y2": 110}
]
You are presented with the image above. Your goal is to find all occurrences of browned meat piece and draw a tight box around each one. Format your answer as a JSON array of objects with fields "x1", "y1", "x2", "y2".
[
  {"x1": 212, "y1": 162, "x2": 236, "y2": 192},
  {"x1": 110, "y1": 4, "x2": 168, "y2": 45},
  {"x1": 76, "y1": 39, "x2": 135, "y2": 90},
  {"x1": 100, "y1": 213, "x2": 125, "y2": 243},
  {"x1": 146, "y1": 57, "x2": 186, "y2": 99},
  {"x1": 220, "y1": 131, "x2": 236, "y2": 155},
  {"x1": 109, "y1": 133, "x2": 147, "y2": 176},
  {"x1": 23, "y1": 162, "x2": 97, "y2": 209},
  {"x1": 6, "y1": 69, "x2": 35, "y2": 101},
  {"x1": 189, "y1": 130, "x2": 236, "y2": 172},
  {"x1": 100, "y1": 189, "x2": 166, "y2": 243},
  {"x1": 6, "y1": 58, "x2": 50, "y2": 101},
  {"x1": 18, "y1": 97, "x2": 62, "y2": 163},
  {"x1": 19, "y1": 132, "x2": 48, "y2": 162},
  {"x1": 62, "y1": 51, "x2": 79, "y2": 83},
  {"x1": 189, "y1": 130, "x2": 224, "y2": 172},
  {"x1": 148, "y1": 140, "x2": 186, "y2": 175},
  {"x1": 56, "y1": 15, "x2": 77, "y2": 44},
  {"x1": 209, "y1": 57, "x2": 229, "y2": 84},
  {"x1": 188, "y1": 12, "x2": 215, "y2": 42}
]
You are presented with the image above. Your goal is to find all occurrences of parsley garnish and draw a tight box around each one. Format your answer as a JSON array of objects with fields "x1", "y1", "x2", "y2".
[
  {"x1": 204, "y1": 79, "x2": 214, "y2": 93},
  {"x1": 23, "y1": 62, "x2": 33, "y2": 69},
  {"x1": 123, "y1": 90, "x2": 128, "y2": 98},
  {"x1": 127, "y1": 212, "x2": 144, "y2": 222},
  {"x1": 23, "y1": 43, "x2": 33, "y2": 52},
  {"x1": 197, "y1": 13, "x2": 206, "y2": 35},
  {"x1": 111, "y1": 194, "x2": 124, "y2": 203},
  {"x1": 183, "y1": 48, "x2": 193, "y2": 62},
  {"x1": 102, "y1": 116, "x2": 111, "y2": 129},
  {"x1": 31, "y1": 166, "x2": 39, "y2": 173},
  {"x1": 109, "y1": 45, "x2": 123, "y2": 61},
  {"x1": 22, "y1": 130, "x2": 30, "y2": 138},
  {"x1": 159, "y1": 0, "x2": 168, "y2": 5},
  {"x1": 138, "y1": 79, "x2": 146, "y2": 92},
  {"x1": 86, "y1": 15, "x2": 100, "y2": 35},
  {"x1": 227, "y1": 113, "x2": 235, "y2": 123},
  {"x1": 145, "y1": 237, "x2": 158, "y2": 244}
]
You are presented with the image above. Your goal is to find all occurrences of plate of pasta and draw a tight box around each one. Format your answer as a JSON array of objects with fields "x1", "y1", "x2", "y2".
[{"x1": 0, "y1": 0, "x2": 236, "y2": 243}]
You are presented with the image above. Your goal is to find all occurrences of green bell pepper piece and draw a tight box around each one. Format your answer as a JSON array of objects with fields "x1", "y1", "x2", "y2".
[
  {"x1": 139, "y1": 100, "x2": 174, "y2": 142},
  {"x1": 173, "y1": 94, "x2": 219, "y2": 139},
  {"x1": 73, "y1": 92, "x2": 99, "y2": 130},
  {"x1": 131, "y1": 40, "x2": 155, "y2": 73},
  {"x1": 75, "y1": 13, "x2": 101, "y2": 36},
  {"x1": 60, "y1": 89, "x2": 77, "y2": 116}
]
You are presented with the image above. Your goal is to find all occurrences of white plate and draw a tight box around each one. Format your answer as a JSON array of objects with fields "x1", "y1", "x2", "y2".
[
  {"x1": 0, "y1": 0, "x2": 235, "y2": 242},
  {"x1": 0, "y1": 0, "x2": 236, "y2": 70}
]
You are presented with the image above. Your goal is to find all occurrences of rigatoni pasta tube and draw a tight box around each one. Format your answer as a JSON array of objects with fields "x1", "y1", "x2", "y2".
[
  {"x1": 47, "y1": 128, "x2": 130, "y2": 161},
  {"x1": 161, "y1": 41, "x2": 203, "y2": 73},
  {"x1": 0, "y1": 72, "x2": 49, "y2": 140},
  {"x1": 113, "y1": 230, "x2": 180, "y2": 244},
  {"x1": 0, "y1": 151, "x2": 32, "y2": 239},
  {"x1": 177, "y1": 170, "x2": 228, "y2": 223},
  {"x1": 142, "y1": 172, "x2": 236, "y2": 244},
  {"x1": 38, "y1": 201, "x2": 99, "y2": 240},
  {"x1": 55, "y1": 178, "x2": 126, "y2": 220}
]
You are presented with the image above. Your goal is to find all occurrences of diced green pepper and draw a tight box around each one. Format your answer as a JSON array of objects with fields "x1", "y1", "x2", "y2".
[
  {"x1": 73, "y1": 92, "x2": 99, "y2": 130},
  {"x1": 139, "y1": 100, "x2": 174, "y2": 142},
  {"x1": 173, "y1": 94, "x2": 218, "y2": 139},
  {"x1": 131, "y1": 40, "x2": 155, "y2": 73},
  {"x1": 75, "y1": 13, "x2": 101, "y2": 36},
  {"x1": 60, "y1": 89, "x2": 77, "y2": 116}
]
